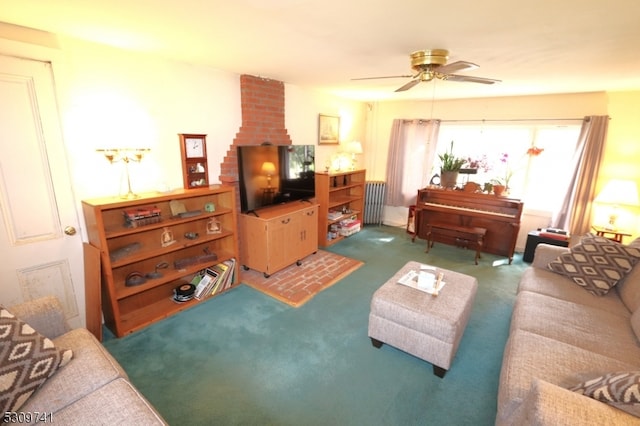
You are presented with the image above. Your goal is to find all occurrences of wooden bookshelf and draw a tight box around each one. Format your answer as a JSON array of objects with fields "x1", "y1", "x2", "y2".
[
  {"x1": 315, "y1": 169, "x2": 366, "y2": 247},
  {"x1": 82, "y1": 185, "x2": 239, "y2": 337}
]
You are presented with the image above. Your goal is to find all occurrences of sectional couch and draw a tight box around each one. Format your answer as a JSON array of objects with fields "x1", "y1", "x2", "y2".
[
  {"x1": 2, "y1": 296, "x2": 166, "y2": 425},
  {"x1": 497, "y1": 236, "x2": 640, "y2": 425}
]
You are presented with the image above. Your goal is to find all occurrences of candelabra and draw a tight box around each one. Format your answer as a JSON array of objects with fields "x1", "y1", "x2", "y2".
[{"x1": 97, "y1": 148, "x2": 150, "y2": 199}]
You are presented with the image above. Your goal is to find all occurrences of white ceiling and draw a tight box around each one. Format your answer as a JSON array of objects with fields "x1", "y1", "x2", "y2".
[{"x1": 2, "y1": 0, "x2": 640, "y2": 101}]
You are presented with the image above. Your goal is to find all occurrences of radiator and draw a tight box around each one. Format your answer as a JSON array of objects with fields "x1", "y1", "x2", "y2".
[{"x1": 364, "y1": 181, "x2": 386, "y2": 225}]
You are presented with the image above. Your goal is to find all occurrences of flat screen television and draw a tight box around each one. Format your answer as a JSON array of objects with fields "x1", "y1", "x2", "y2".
[{"x1": 237, "y1": 144, "x2": 315, "y2": 213}]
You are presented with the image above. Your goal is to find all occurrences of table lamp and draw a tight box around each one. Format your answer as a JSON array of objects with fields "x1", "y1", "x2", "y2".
[
  {"x1": 346, "y1": 141, "x2": 363, "y2": 170},
  {"x1": 261, "y1": 161, "x2": 276, "y2": 188},
  {"x1": 594, "y1": 179, "x2": 640, "y2": 230}
]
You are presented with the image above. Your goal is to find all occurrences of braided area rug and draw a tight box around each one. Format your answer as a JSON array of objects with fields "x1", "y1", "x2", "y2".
[{"x1": 240, "y1": 250, "x2": 363, "y2": 307}]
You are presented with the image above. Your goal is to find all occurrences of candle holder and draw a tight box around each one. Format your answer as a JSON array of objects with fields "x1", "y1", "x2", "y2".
[{"x1": 97, "y1": 148, "x2": 150, "y2": 199}]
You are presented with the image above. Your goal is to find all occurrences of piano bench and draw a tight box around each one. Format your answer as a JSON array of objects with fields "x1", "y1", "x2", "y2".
[{"x1": 425, "y1": 223, "x2": 487, "y2": 265}]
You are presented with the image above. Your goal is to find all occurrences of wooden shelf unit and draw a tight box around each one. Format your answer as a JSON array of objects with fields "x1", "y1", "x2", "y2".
[
  {"x1": 82, "y1": 185, "x2": 239, "y2": 337},
  {"x1": 315, "y1": 169, "x2": 366, "y2": 247}
]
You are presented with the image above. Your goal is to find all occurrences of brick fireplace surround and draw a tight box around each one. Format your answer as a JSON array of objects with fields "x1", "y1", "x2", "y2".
[
  {"x1": 219, "y1": 73, "x2": 294, "y2": 248},
  {"x1": 219, "y1": 74, "x2": 293, "y2": 193}
]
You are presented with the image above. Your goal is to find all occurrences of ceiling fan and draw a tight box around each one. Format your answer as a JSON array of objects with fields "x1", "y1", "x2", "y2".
[{"x1": 352, "y1": 49, "x2": 501, "y2": 92}]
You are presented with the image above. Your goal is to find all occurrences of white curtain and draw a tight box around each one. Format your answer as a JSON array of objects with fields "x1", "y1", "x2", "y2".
[
  {"x1": 385, "y1": 119, "x2": 440, "y2": 207},
  {"x1": 551, "y1": 115, "x2": 609, "y2": 235}
]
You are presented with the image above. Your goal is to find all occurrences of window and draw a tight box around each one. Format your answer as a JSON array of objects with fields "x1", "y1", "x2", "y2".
[
  {"x1": 435, "y1": 123, "x2": 581, "y2": 211},
  {"x1": 284, "y1": 145, "x2": 315, "y2": 179}
]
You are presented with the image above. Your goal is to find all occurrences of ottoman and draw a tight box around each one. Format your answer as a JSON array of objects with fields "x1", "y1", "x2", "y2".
[{"x1": 368, "y1": 261, "x2": 478, "y2": 377}]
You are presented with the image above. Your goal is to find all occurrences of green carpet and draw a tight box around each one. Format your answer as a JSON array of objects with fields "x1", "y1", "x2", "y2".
[{"x1": 103, "y1": 225, "x2": 528, "y2": 425}]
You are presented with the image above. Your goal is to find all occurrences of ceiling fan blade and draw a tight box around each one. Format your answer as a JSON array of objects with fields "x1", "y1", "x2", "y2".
[
  {"x1": 437, "y1": 60, "x2": 479, "y2": 74},
  {"x1": 443, "y1": 74, "x2": 501, "y2": 84},
  {"x1": 351, "y1": 74, "x2": 413, "y2": 81},
  {"x1": 395, "y1": 79, "x2": 421, "y2": 92}
]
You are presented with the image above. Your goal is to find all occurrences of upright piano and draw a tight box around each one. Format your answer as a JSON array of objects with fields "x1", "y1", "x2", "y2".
[{"x1": 414, "y1": 187, "x2": 524, "y2": 263}]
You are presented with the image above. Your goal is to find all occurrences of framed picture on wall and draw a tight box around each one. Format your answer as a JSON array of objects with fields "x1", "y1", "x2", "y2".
[{"x1": 318, "y1": 114, "x2": 340, "y2": 144}]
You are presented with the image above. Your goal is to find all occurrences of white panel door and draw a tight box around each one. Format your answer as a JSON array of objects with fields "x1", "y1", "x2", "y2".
[{"x1": 0, "y1": 54, "x2": 84, "y2": 328}]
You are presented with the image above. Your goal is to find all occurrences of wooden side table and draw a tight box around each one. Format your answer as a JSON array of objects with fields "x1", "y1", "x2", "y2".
[
  {"x1": 591, "y1": 226, "x2": 631, "y2": 243},
  {"x1": 523, "y1": 230, "x2": 569, "y2": 262},
  {"x1": 261, "y1": 187, "x2": 276, "y2": 205}
]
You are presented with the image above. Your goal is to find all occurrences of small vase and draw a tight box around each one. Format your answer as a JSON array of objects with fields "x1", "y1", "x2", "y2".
[
  {"x1": 493, "y1": 184, "x2": 506, "y2": 196},
  {"x1": 440, "y1": 170, "x2": 459, "y2": 189}
]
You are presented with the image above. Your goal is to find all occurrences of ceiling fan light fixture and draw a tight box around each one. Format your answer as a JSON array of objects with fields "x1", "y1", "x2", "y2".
[
  {"x1": 352, "y1": 48, "x2": 500, "y2": 92},
  {"x1": 410, "y1": 49, "x2": 449, "y2": 72},
  {"x1": 420, "y1": 72, "x2": 435, "y2": 82}
]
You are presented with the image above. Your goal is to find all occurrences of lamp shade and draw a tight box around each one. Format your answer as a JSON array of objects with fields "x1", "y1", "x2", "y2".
[
  {"x1": 261, "y1": 161, "x2": 276, "y2": 175},
  {"x1": 346, "y1": 141, "x2": 363, "y2": 154},
  {"x1": 594, "y1": 179, "x2": 640, "y2": 206}
]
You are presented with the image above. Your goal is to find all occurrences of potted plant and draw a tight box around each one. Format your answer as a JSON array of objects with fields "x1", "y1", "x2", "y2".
[
  {"x1": 492, "y1": 147, "x2": 545, "y2": 196},
  {"x1": 490, "y1": 179, "x2": 507, "y2": 196},
  {"x1": 438, "y1": 141, "x2": 467, "y2": 188}
]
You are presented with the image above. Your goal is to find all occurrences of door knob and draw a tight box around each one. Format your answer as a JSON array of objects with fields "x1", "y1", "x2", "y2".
[{"x1": 64, "y1": 226, "x2": 77, "y2": 236}]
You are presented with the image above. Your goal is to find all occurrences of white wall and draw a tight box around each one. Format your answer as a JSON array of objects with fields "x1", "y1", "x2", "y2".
[
  {"x1": 285, "y1": 84, "x2": 367, "y2": 173},
  {"x1": 56, "y1": 37, "x2": 244, "y2": 200},
  {"x1": 600, "y1": 91, "x2": 640, "y2": 240},
  {"x1": 0, "y1": 26, "x2": 367, "y2": 203}
]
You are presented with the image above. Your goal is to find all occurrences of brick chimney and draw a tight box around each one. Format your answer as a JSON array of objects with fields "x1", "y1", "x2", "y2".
[{"x1": 219, "y1": 75, "x2": 293, "y2": 186}]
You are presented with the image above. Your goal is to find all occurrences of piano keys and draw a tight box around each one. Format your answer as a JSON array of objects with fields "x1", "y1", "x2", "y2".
[{"x1": 413, "y1": 187, "x2": 524, "y2": 263}]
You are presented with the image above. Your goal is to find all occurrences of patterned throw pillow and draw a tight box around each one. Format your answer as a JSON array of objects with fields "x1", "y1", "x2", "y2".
[
  {"x1": 547, "y1": 233, "x2": 640, "y2": 296},
  {"x1": 0, "y1": 307, "x2": 73, "y2": 413},
  {"x1": 569, "y1": 371, "x2": 640, "y2": 416}
]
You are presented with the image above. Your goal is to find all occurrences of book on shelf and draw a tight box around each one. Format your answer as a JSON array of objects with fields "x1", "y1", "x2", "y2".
[
  {"x1": 211, "y1": 262, "x2": 228, "y2": 288},
  {"x1": 210, "y1": 263, "x2": 228, "y2": 295},
  {"x1": 192, "y1": 258, "x2": 237, "y2": 300},
  {"x1": 193, "y1": 271, "x2": 210, "y2": 300},
  {"x1": 327, "y1": 211, "x2": 343, "y2": 221},
  {"x1": 222, "y1": 258, "x2": 236, "y2": 291},
  {"x1": 193, "y1": 268, "x2": 219, "y2": 300},
  {"x1": 209, "y1": 258, "x2": 237, "y2": 296},
  {"x1": 206, "y1": 268, "x2": 221, "y2": 295},
  {"x1": 209, "y1": 275, "x2": 224, "y2": 296}
]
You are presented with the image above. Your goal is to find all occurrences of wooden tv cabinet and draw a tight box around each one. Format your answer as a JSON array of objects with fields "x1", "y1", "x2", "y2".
[{"x1": 239, "y1": 202, "x2": 318, "y2": 278}]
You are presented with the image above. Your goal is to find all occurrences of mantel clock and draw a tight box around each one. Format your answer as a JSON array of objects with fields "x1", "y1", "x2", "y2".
[{"x1": 179, "y1": 133, "x2": 208, "y2": 189}]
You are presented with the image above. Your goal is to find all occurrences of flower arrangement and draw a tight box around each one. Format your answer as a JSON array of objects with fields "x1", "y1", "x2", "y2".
[
  {"x1": 492, "y1": 146, "x2": 545, "y2": 188},
  {"x1": 465, "y1": 154, "x2": 492, "y2": 173},
  {"x1": 491, "y1": 152, "x2": 511, "y2": 187},
  {"x1": 438, "y1": 141, "x2": 467, "y2": 172}
]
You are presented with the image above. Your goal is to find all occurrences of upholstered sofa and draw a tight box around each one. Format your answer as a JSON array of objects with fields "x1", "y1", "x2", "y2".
[
  {"x1": 497, "y1": 237, "x2": 640, "y2": 425},
  {"x1": 1, "y1": 296, "x2": 166, "y2": 425}
]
